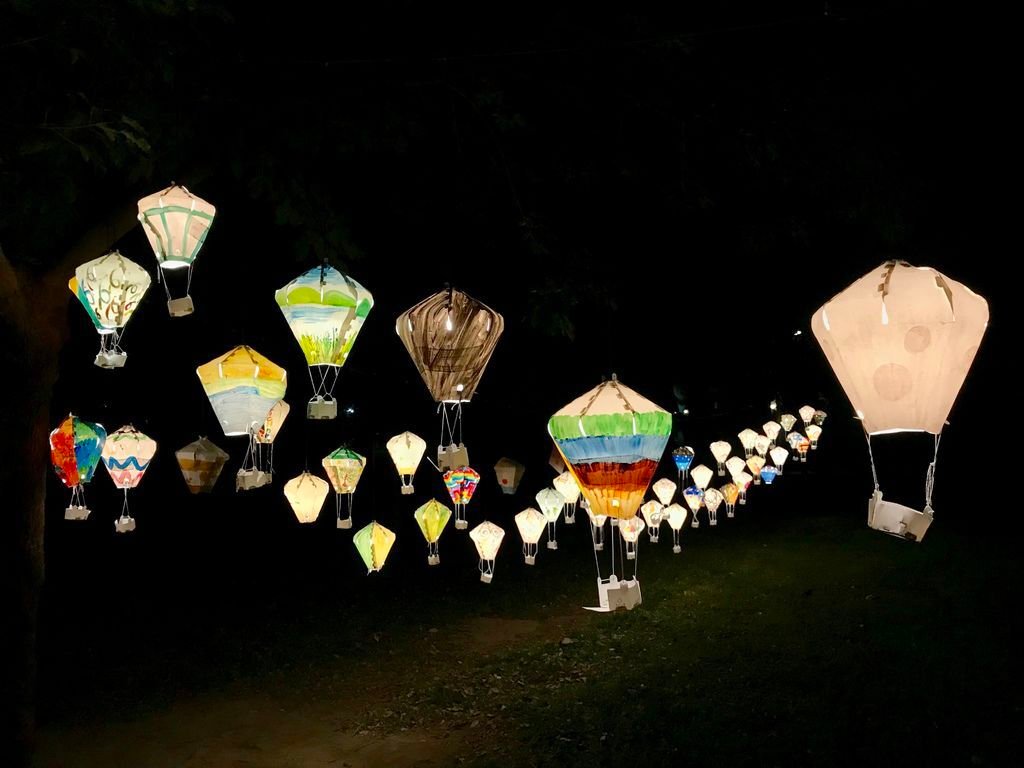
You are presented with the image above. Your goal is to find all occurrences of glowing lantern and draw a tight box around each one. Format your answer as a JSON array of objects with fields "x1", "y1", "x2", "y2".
[
  {"x1": 746, "y1": 455, "x2": 765, "y2": 484},
  {"x1": 672, "y1": 446, "x2": 695, "y2": 483},
  {"x1": 725, "y1": 456, "x2": 747, "y2": 482},
  {"x1": 321, "y1": 447, "x2": 365, "y2": 528},
  {"x1": 814, "y1": 409, "x2": 828, "y2": 426},
  {"x1": 553, "y1": 471, "x2": 582, "y2": 524},
  {"x1": 515, "y1": 507, "x2": 546, "y2": 565},
  {"x1": 535, "y1": 487, "x2": 566, "y2": 550},
  {"x1": 769, "y1": 446, "x2": 789, "y2": 475},
  {"x1": 494, "y1": 457, "x2": 526, "y2": 495},
  {"x1": 736, "y1": 471, "x2": 753, "y2": 505},
  {"x1": 396, "y1": 287, "x2": 504, "y2": 466},
  {"x1": 709, "y1": 441, "x2": 732, "y2": 476},
  {"x1": 754, "y1": 435, "x2": 771, "y2": 458},
  {"x1": 780, "y1": 413, "x2": 797, "y2": 434},
  {"x1": 549, "y1": 376, "x2": 670, "y2": 612},
  {"x1": 652, "y1": 477, "x2": 677, "y2": 507},
  {"x1": 721, "y1": 483, "x2": 739, "y2": 518},
  {"x1": 794, "y1": 436, "x2": 810, "y2": 462},
  {"x1": 284, "y1": 471, "x2": 329, "y2": 524},
  {"x1": 586, "y1": 504, "x2": 607, "y2": 551},
  {"x1": 760, "y1": 465, "x2": 778, "y2": 485},
  {"x1": 737, "y1": 429, "x2": 758, "y2": 458},
  {"x1": 691, "y1": 464, "x2": 713, "y2": 492},
  {"x1": 763, "y1": 421, "x2": 782, "y2": 447},
  {"x1": 618, "y1": 516, "x2": 645, "y2": 560},
  {"x1": 353, "y1": 521, "x2": 396, "y2": 574},
  {"x1": 806, "y1": 424, "x2": 823, "y2": 450},
  {"x1": 49, "y1": 413, "x2": 106, "y2": 520},
  {"x1": 640, "y1": 500, "x2": 663, "y2": 542},
  {"x1": 69, "y1": 250, "x2": 151, "y2": 368},
  {"x1": 197, "y1": 345, "x2": 287, "y2": 491},
  {"x1": 798, "y1": 405, "x2": 816, "y2": 426},
  {"x1": 387, "y1": 432, "x2": 426, "y2": 494},
  {"x1": 414, "y1": 499, "x2": 452, "y2": 565},
  {"x1": 787, "y1": 432, "x2": 805, "y2": 451},
  {"x1": 444, "y1": 466, "x2": 481, "y2": 530},
  {"x1": 137, "y1": 183, "x2": 215, "y2": 316},
  {"x1": 682, "y1": 485, "x2": 704, "y2": 527},
  {"x1": 176, "y1": 436, "x2": 229, "y2": 494},
  {"x1": 469, "y1": 521, "x2": 505, "y2": 583},
  {"x1": 251, "y1": 399, "x2": 290, "y2": 484},
  {"x1": 101, "y1": 425, "x2": 156, "y2": 533},
  {"x1": 704, "y1": 487, "x2": 724, "y2": 526},
  {"x1": 664, "y1": 503, "x2": 688, "y2": 553},
  {"x1": 276, "y1": 265, "x2": 373, "y2": 419}
]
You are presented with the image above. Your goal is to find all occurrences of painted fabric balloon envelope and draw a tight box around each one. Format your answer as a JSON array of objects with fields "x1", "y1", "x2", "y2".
[
  {"x1": 672, "y1": 446, "x2": 694, "y2": 483},
  {"x1": 176, "y1": 437, "x2": 229, "y2": 494},
  {"x1": 515, "y1": 507, "x2": 546, "y2": 565},
  {"x1": 322, "y1": 447, "x2": 365, "y2": 528},
  {"x1": 137, "y1": 183, "x2": 215, "y2": 316},
  {"x1": 69, "y1": 250, "x2": 151, "y2": 368},
  {"x1": 536, "y1": 487, "x2": 565, "y2": 550},
  {"x1": 469, "y1": 521, "x2": 505, "y2": 583},
  {"x1": 494, "y1": 457, "x2": 526, "y2": 495},
  {"x1": 353, "y1": 521, "x2": 396, "y2": 574},
  {"x1": 284, "y1": 471, "x2": 329, "y2": 524},
  {"x1": 618, "y1": 516, "x2": 645, "y2": 560},
  {"x1": 721, "y1": 483, "x2": 739, "y2": 518},
  {"x1": 780, "y1": 413, "x2": 798, "y2": 434},
  {"x1": 806, "y1": 424, "x2": 823, "y2": 449},
  {"x1": 737, "y1": 429, "x2": 758, "y2": 458},
  {"x1": 640, "y1": 500, "x2": 663, "y2": 543},
  {"x1": 50, "y1": 414, "x2": 106, "y2": 519},
  {"x1": 704, "y1": 487, "x2": 724, "y2": 526},
  {"x1": 276, "y1": 265, "x2": 373, "y2": 419},
  {"x1": 101, "y1": 425, "x2": 156, "y2": 532},
  {"x1": 709, "y1": 441, "x2": 731, "y2": 476},
  {"x1": 813, "y1": 261, "x2": 988, "y2": 542},
  {"x1": 652, "y1": 478, "x2": 677, "y2": 507},
  {"x1": 396, "y1": 286, "x2": 504, "y2": 466},
  {"x1": 387, "y1": 432, "x2": 426, "y2": 494},
  {"x1": 414, "y1": 499, "x2": 452, "y2": 565},
  {"x1": 683, "y1": 486, "x2": 703, "y2": 527},
  {"x1": 251, "y1": 399, "x2": 290, "y2": 481},
  {"x1": 553, "y1": 471, "x2": 582, "y2": 523},
  {"x1": 443, "y1": 466, "x2": 480, "y2": 529},
  {"x1": 664, "y1": 503, "x2": 688, "y2": 553}
]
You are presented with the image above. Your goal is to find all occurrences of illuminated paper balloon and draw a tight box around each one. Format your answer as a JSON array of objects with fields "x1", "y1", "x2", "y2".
[
  {"x1": 640, "y1": 500, "x2": 664, "y2": 543},
  {"x1": 137, "y1": 183, "x2": 215, "y2": 316},
  {"x1": 736, "y1": 471, "x2": 753, "y2": 505},
  {"x1": 721, "y1": 483, "x2": 739, "y2": 518},
  {"x1": 691, "y1": 464, "x2": 713, "y2": 492},
  {"x1": 494, "y1": 457, "x2": 526, "y2": 495},
  {"x1": 762, "y1": 421, "x2": 782, "y2": 447},
  {"x1": 69, "y1": 250, "x2": 151, "y2": 368},
  {"x1": 682, "y1": 486, "x2": 704, "y2": 527},
  {"x1": 780, "y1": 413, "x2": 797, "y2": 434},
  {"x1": 548, "y1": 376, "x2": 671, "y2": 521},
  {"x1": 787, "y1": 432, "x2": 806, "y2": 451},
  {"x1": 101, "y1": 425, "x2": 156, "y2": 533},
  {"x1": 553, "y1": 471, "x2": 582, "y2": 524},
  {"x1": 586, "y1": 505, "x2": 608, "y2": 551},
  {"x1": 813, "y1": 409, "x2": 828, "y2": 426},
  {"x1": 618, "y1": 516, "x2": 645, "y2": 560},
  {"x1": 444, "y1": 466, "x2": 480, "y2": 529},
  {"x1": 536, "y1": 487, "x2": 566, "y2": 550},
  {"x1": 795, "y1": 436, "x2": 810, "y2": 462},
  {"x1": 353, "y1": 521, "x2": 396, "y2": 574},
  {"x1": 703, "y1": 487, "x2": 724, "y2": 526},
  {"x1": 652, "y1": 477, "x2": 677, "y2": 507},
  {"x1": 754, "y1": 435, "x2": 771, "y2": 458},
  {"x1": 806, "y1": 424, "x2": 823, "y2": 450},
  {"x1": 256, "y1": 400, "x2": 290, "y2": 444},
  {"x1": 387, "y1": 431, "x2": 426, "y2": 494},
  {"x1": 737, "y1": 429, "x2": 758, "y2": 458},
  {"x1": 276, "y1": 265, "x2": 373, "y2": 419},
  {"x1": 284, "y1": 471, "x2": 329, "y2": 524},
  {"x1": 746, "y1": 455, "x2": 765, "y2": 484},
  {"x1": 198, "y1": 346, "x2": 287, "y2": 437},
  {"x1": 469, "y1": 521, "x2": 505, "y2": 583},
  {"x1": 798, "y1": 405, "x2": 816, "y2": 426},
  {"x1": 664, "y1": 503, "x2": 688, "y2": 553},
  {"x1": 50, "y1": 413, "x2": 106, "y2": 519},
  {"x1": 725, "y1": 456, "x2": 747, "y2": 482},
  {"x1": 515, "y1": 507, "x2": 546, "y2": 565},
  {"x1": 176, "y1": 436, "x2": 229, "y2": 494},
  {"x1": 322, "y1": 447, "x2": 365, "y2": 528},
  {"x1": 249, "y1": 399, "x2": 290, "y2": 483},
  {"x1": 769, "y1": 446, "x2": 789, "y2": 475},
  {"x1": 709, "y1": 441, "x2": 732, "y2": 476},
  {"x1": 414, "y1": 499, "x2": 452, "y2": 565},
  {"x1": 760, "y1": 465, "x2": 778, "y2": 485},
  {"x1": 672, "y1": 446, "x2": 695, "y2": 483}
]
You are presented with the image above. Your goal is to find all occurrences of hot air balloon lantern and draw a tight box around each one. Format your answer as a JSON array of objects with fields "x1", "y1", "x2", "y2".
[
  {"x1": 786, "y1": 432, "x2": 806, "y2": 452},
  {"x1": 813, "y1": 409, "x2": 828, "y2": 427},
  {"x1": 709, "y1": 441, "x2": 732, "y2": 477},
  {"x1": 549, "y1": 376, "x2": 669, "y2": 612},
  {"x1": 760, "y1": 465, "x2": 778, "y2": 485},
  {"x1": 763, "y1": 421, "x2": 782, "y2": 448},
  {"x1": 736, "y1": 472, "x2": 753, "y2": 505},
  {"x1": 251, "y1": 399, "x2": 290, "y2": 484},
  {"x1": 353, "y1": 521, "x2": 396, "y2": 574},
  {"x1": 725, "y1": 456, "x2": 747, "y2": 483},
  {"x1": 746, "y1": 455, "x2": 765, "y2": 484},
  {"x1": 806, "y1": 424, "x2": 823, "y2": 450},
  {"x1": 664, "y1": 503, "x2": 688, "y2": 553},
  {"x1": 175, "y1": 436, "x2": 229, "y2": 494},
  {"x1": 444, "y1": 466, "x2": 480, "y2": 530},
  {"x1": 50, "y1": 414, "x2": 106, "y2": 520},
  {"x1": 672, "y1": 446, "x2": 695, "y2": 483},
  {"x1": 704, "y1": 487, "x2": 724, "y2": 526},
  {"x1": 322, "y1": 447, "x2": 366, "y2": 528},
  {"x1": 69, "y1": 251, "x2": 151, "y2": 368},
  {"x1": 414, "y1": 499, "x2": 452, "y2": 565},
  {"x1": 691, "y1": 464, "x2": 714, "y2": 492},
  {"x1": 387, "y1": 432, "x2": 426, "y2": 494},
  {"x1": 586, "y1": 505, "x2": 608, "y2": 552},
  {"x1": 683, "y1": 486, "x2": 704, "y2": 528},
  {"x1": 396, "y1": 287, "x2": 504, "y2": 469},
  {"x1": 737, "y1": 429, "x2": 758, "y2": 458},
  {"x1": 469, "y1": 521, "x2": 505, "y2": 583},
  {"x1": 536, "y1": 487, "x2": 566, "y2": 550},
  {"x1": 552, "y1": 471, "x2": 582, "y2": 524},
  {"x1": 197, "y1": 346, "x2": 287, "y2": 491},
  {"x1": 137, "y1": 183, "x2": 215, "y2": 316},
  {"x1": 721, "y1": 483, "x2": 739, "y2": 518},
  {"x1": 515, "y1": 507, "x2": 546, "y2": 565},
  {"x1": 754, "y1": 435, "x2": 771, "y2": 459},
  {"x1": 796, "y1": 436, "x2": 810, "y2": 462},
  {"x1": 798, "y1": 405, "x2": 816, "y2": 427},
  {"x1": 494, "y1": 457, "x2": 526, "y2": 495},
  {"x1": 652, "y1": 477, "x2": 677, "y2": 507},
  {"x1": 101, "y1": 425, "x2": 156, "y2": 533},
  {"x1": 276, "y1": 265, "x2": 373, "y2": 419},
  {"x1": 769, "y1": 446, "x2": 789, "y2": 476},
  {"x1": 618, "y1": 516, "x2": 645, "y2": 560},
  {"x1": 640, "y1": 500, "x2": 664, "y2": 543},
  {"x1": 780, "y1": 413, "x2": 798, "y2": 435},
  {"x1": 284, "y1": 471, "x2": 329, "y2": 524}
]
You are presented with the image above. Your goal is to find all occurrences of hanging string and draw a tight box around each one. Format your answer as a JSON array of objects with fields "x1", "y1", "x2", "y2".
[
  {"x1": 865, "y1": 433, "x2": 880, "y2": 492},
  {"x1": 925, "y1": 433, "x2": 941, "y2": 511}
]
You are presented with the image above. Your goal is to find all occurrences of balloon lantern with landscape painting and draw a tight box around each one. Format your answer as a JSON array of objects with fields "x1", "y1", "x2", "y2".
[{"x1": 322, "y1": 447, "x2": 365, "y2": 529}]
